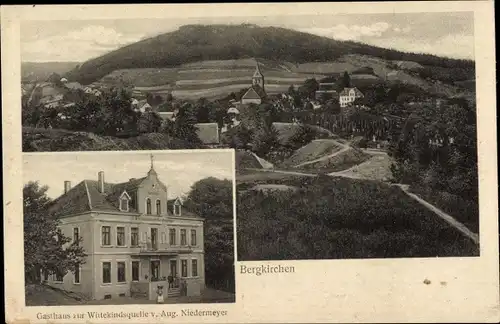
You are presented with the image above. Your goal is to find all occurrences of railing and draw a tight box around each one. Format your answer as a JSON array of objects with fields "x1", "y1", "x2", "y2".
[{"x1": 138, "y1": 242, "x2": 194, "y2": 254}]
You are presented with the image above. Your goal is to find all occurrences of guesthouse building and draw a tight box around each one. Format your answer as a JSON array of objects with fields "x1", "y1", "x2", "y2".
[{"x1": 45, "y1": 156, "x2": 205, "y2": 301}]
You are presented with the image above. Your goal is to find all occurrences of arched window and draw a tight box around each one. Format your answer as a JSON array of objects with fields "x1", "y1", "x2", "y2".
[
  {"x1": 156, "y1": 199, "x2": 161, "y2": 215},
  {"x1": 146, "y1": 198, "x2": 151, "y2": 214}
]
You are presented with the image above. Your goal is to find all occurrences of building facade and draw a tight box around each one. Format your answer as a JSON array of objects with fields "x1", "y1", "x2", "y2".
[
  {"x1": 45, "y1": 160, "x2": 205, "y2": 301},
  {"x1": 339, "y1": 87, "x2": 364, "y2": 108}
]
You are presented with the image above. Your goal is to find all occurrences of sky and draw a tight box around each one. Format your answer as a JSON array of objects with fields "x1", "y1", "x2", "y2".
[
  {"x1": 23, "y1": 151, "x2": 234, "y2": 199},
  {"x1": 21, "y1": 12, "x2": 474, "y2": 63}
]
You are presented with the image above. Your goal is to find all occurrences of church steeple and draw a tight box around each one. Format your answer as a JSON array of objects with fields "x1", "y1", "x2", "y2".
[
  {"x1": 252, "y1": 61, "x2": 264, "y2": 91},
  {"x1": 147, "y1": 153, "x2": 157, "y2": 177}
]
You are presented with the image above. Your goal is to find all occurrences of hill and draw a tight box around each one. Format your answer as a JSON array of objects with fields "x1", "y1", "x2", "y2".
[
  {"x1": 22, "y1": 62, "x2": 79, "y2": 83},
  {"x1": 64, "y1": 24, "x2": 474, "y2": 86}
]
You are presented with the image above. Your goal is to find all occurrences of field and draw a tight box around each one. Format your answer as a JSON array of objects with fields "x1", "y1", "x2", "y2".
[
  {"x1": 97, "y1": 59, "x2": 328, "y2": 100},
  {"x1": 236, "y1": 175, "x2": 479, "y2": 260},
  {"x1": 91, "y1": 54, "x2": 470, "y2": 100}
]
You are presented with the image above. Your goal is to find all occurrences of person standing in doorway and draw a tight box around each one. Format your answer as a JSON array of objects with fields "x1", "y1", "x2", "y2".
[{"x1": 168, "y1": 273, "x2": 173, "y2": 288}]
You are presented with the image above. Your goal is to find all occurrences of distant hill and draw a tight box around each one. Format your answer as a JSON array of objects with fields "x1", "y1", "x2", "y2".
[
  {"x1": 64, "y1": 24, "x2": 474, "y2": 86},
  {"x1": 22, "y1": 62, "x2": 80, "y2": 83}
]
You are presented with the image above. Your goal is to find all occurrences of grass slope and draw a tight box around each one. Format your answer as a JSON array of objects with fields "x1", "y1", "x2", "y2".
[
  {"x1": 281, "y1": 139, "x2": 343, "y2": 167},
  {"x1": 237, "y1": 176, "x2": 479, "y2": 260},
  {"x1": 22, "y1": 127, "x2": 197, "y2": 152}
]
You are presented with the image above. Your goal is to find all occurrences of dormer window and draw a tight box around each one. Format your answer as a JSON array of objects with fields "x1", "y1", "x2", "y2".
[
  {"x1": 119, "y1": 191, "x2": 131, "y2": 212},
  {"x1": 174, "y1": 204, "x2": 181, "y2": 216},
  {"x1": 174, "y1": 198, "x2": 182, "y2": 216}
]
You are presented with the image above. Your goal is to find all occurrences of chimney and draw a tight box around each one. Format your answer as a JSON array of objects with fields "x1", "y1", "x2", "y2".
[
  {"x1": 64, "y1": 181, "x2": 71, "y2": 194},
  {"x1": 98, "y1": 171, "x2": 105, "y2": 193}
]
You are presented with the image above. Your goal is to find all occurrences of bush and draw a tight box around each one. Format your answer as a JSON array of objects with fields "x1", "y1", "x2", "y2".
[{"x1": 237, "y1": 176, "x2": 478, "y2": 260}]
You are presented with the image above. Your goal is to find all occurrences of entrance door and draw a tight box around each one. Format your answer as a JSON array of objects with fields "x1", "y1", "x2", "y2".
[
  {"x1": 150, "y1": 260, "x2": 160, "y2": 281},
  {"x1": 150, "y1": 228, "x2": 158, "y2": 250},
  {"x1": 169, "y1": 260, "x2": 177, "y2": 277}
]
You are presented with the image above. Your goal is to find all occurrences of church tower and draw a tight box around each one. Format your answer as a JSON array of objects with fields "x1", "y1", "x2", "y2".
[{"x1": 252, "y1": 62, "x2": 265, "y2": 91}]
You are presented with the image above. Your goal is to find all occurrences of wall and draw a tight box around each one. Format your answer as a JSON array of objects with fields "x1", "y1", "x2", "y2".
[
  {"x1": 241, "y1": 98, "x2": 262, "y2": 105},
  {"x1": 47, "y1": 213, "x2": 94, "y2": 298}
]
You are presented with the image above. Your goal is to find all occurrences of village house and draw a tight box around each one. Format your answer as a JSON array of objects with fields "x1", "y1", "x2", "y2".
[
  {"x1": 44, "y1": 157, "x2": 205, "y2": 301},
  {"x1": 339, "y1": 87, "x2": 364, "y2": 108}
]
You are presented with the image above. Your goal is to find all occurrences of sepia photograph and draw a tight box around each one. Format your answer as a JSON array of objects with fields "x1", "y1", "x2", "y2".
[
  {"x1": 22, "y1": 150, "x2": 236, "y2": 305},
  {"x1": 3, "y1": 2, "x2": 498, "y2": 323},
  {"x1": 20, "y1": 11, "x2": 479, "y2": 260}
]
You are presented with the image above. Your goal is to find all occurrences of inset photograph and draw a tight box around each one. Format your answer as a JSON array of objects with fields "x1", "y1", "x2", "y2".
[{"x1": 22, "y1": 150, "x2": 235, "y2": 305}]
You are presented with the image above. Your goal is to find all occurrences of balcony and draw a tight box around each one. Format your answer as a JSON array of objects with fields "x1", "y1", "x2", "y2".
[{"x1": 131, "y1": 241, "x2": 194, "y2": 256}]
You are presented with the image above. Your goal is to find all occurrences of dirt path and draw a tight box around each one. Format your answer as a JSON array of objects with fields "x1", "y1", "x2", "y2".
[
  {"x1": 293, "y1": 139, "x2": 349, "y2": 168},
  {"x1": 392, "y1": 184, "x2": 479, "y2": 244}
]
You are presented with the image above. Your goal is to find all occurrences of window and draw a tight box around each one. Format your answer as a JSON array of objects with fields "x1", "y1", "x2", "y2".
[
  {"x1": 55, "y1": 271, "x2": 64, "y2": 282},
  {"x1": 74, "y1": 263, "x2": 80, "y2": 284},
  {"x1": 132, "y1": 261, "x2": 139, "y2": 281},
  {"x1": 120, "y1": 197, "x2": 129, "y2": 211},
  {"x1": 156, "y1": 200, "x2": 161, "y2": 215},
  {"x1": 190, "y1": 229, "x2": 197, "y2": 246},
  {"x1": 102, "y1": 226, "x2": 111, "y2": 246},
  {"x1": 169, "y1": 229, "x2": 176, "y2": 245},
  {"x1": 181, "y1": 260, "x2": 188, "y2": 278},
  {"x1": 117, "y1": 262, "x2": 126, "y2": 283},
  {"x1": 180, "y1": 229, "x2": 187, "y2": 246},
  {"x1": 146, "y1": 198, "x2": 152, "y2": 214},
  {"x1": 174, "y1": 204, "x2": 181, "y2": 216},
  {"x1": 192, "y1": 259, "x2": 198, "y2": 277},
  {"x1": 117, "y1": 227, "x2": 125, "y2": 246},
  {"x1": 131, "y1": 227, "x2": 139, "y2": 246},
  {"x1": 102, "y1": 262, "x2": 111, "y2": 284},
  {"x1": 73, "y1": 228, "x2": 79, "y2": 245}
]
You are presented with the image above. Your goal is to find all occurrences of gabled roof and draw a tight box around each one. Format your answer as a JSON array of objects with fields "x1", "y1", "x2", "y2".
[
  {"x1": 339, "y1": 87, "x2": 364, "y2": 97},
  {"x1": 48, "y1": 177, "x2": 147, "y2": 217},
  {"x1": 241, "y1": 87, "x2": 262, "y2": 100}
]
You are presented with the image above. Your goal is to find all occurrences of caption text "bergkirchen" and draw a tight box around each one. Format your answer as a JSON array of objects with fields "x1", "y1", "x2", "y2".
[
  {"x1": 240, "y1": 264, "x2": 295, "y2": 276},
  {"x1": 37, "y1": 309, "x2": 228, "y2": 321}
]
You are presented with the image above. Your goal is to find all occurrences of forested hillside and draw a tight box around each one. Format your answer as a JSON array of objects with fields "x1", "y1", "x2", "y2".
[{"x1": 64, "y1": 24, "x2": 474, "y2": 85}]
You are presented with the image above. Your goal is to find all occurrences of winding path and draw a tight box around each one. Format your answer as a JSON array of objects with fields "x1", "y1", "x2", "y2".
[
  {"x1": 293, "y1": 139, "x2": 350, "y2": 168},
  {"x1": 248, "y1": 143, "x2": 479, "y2": 245}
]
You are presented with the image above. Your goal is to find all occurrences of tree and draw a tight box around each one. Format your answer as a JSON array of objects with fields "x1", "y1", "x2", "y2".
[
  {"x1": 251, "y1": 124, "x2": 281, "y2": 158},
  {"x1": 185, "y1": 178, "x2": 234, "y2": 292},
  {"x1": 299, "y1": 78, "x2": 319, "y2": 99},
  {"x1": 24, "y1": 182, "x2": 86, "y2": 284},
  {"x1": 288, "y1": 123, "x2": 318, "y2": 150},
  {"x1": 341, "y1": 71, "x2": 351, "y2": 88},
  {"x1": 137, "y1": 111, "x2": 163, "y2": 133},
  {"x1": 185, "y1": 177, "x2": 233, "y2": 221},
  {"x1": 169, "y1": 103, "x2": 202, "y2": 147}
]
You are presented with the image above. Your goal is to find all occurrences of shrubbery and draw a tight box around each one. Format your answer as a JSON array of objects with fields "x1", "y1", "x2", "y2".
[{"x1": 237, "y1": 176, "x2": 479, "y2": 260}]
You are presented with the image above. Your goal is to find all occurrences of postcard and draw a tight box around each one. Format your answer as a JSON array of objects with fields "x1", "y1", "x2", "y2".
[{"x1": 3, "y1": 2, "x2": 499, "y2": 323}]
